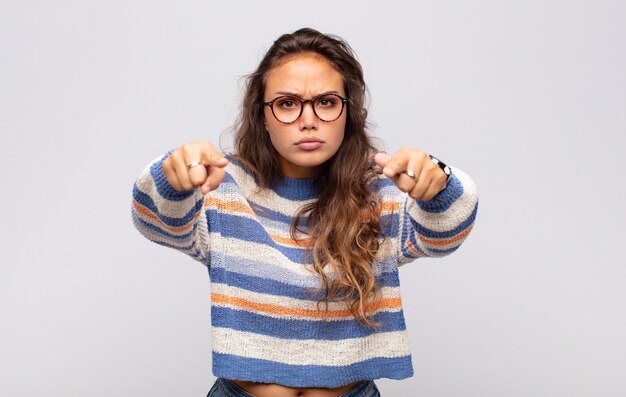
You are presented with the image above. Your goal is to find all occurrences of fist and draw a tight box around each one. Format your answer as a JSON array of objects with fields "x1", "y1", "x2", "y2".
[
  {"x1": 162, "y1": 141, "x2": 229, "y2": 194},
  {"x1": 374, "y1": 148, "x2": 448, "y2": 201}
]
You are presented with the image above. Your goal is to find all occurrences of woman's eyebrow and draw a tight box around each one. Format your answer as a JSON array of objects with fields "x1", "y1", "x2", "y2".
[{"x1": 273, "y1": 90, "x2": 342, "y2": 98}]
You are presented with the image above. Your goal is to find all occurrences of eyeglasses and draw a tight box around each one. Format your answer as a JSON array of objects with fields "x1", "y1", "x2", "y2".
[{"x1": 263, "y1": 94, "x2": 348, "y2": 124}]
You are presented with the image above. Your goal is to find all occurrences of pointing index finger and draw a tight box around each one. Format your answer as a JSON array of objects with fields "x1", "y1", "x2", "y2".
[
  {"x1": 382, "y1": 152, "x2": 409, "y2": 179},
  {"x1": 201, "y1": 146, "x2": 229, "y2": 168}
]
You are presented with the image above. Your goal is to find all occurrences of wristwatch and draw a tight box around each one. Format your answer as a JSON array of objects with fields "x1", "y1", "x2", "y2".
[{"x1": 428, "y1": 154, "x2": 452, "y2": 183}]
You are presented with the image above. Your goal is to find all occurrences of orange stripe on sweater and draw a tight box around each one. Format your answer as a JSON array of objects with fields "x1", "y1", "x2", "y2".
[
  {"x1": 381, "y1": 201, "x2": 399, "y2": 212},
  {"x1": 132, "y1": 200, "x2": 200, "y2": 233},
  {"x1": 418, "y1": 225, "x2": 474, "y2": 246},
  {"x1": 270, "y1": 234, "x2": 310, "y2": 248},
  {"x1": 203, "y1": 197, "x2": 396, "y2": 219},
  {"x1": 204, "y1": 197, "x2": 255, "y2": 215},
  {"x1": 406, "y1": 240, "x2": 426, "y2": 257},
  {"x1": 211, "y1": 292, "x2": 402, "y2": 319}
]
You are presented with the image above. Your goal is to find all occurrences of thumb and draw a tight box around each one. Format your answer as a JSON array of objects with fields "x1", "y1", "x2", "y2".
[
  {"x1": 374, "y1": 152, "x2": 391, "y2": 168},
  {"x1": 200, "y1": 173, "x2": 213, "y2": 195}
]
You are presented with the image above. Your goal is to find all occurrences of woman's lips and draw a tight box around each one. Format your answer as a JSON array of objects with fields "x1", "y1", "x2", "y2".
[{"x1": 295, "y1": 138, "x2": 323, "y2": 150}]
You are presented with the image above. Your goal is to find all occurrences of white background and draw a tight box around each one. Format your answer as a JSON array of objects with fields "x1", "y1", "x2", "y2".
[{"x1": 1, "y1": 1, "x2": 625, "y2": 396}]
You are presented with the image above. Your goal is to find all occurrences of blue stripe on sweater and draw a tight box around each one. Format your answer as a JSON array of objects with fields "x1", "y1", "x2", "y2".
[
  {"x1": 149, "y1": 155, "x2": 196, "y2": 201},
  {"x1": 209, "y1": 212, "x2": 401, "y2": 263},
  {"x1": 211, "y1": 306, "x2": 407, "y2": 340},
  {"x1": 248, "y1": 201, "x2": 307, "y2": 226},
  {"x1": 210, "y1": 211, "x2": 307, "y2": 262},
  {"x1": 370, "y1": 176, "x2": 396, "y2": 189},
  {"x1": 209, "y1": 209, "x2": 400, "y2": 255},
  {"x1": 429, "y1": 245, "x2": 462, "y2": 255},
  {"x1": 133, "y1": 184, "x2": 203, "y2": 227},
  {"x1": 212, "y1": 353, "x2": 414, "y2": 388},
  {"x1": 380, "y1": 213, "x2": 399, "y2": 238},
  {"x1": 414, "y1": 173, "x2": 464, "y2": 213},
  {"x1": 406, "y1": 202, "x2": 478, "y2": 239},
  {"x1": 245, "y1": 202, "x2": 400, "y2": 241},
  {"x1": 132, "y1": 215, "x2": 197, "y2": 241},
  {"x1": 208, "y1": 266, "x2": 400, "y2": 300}
]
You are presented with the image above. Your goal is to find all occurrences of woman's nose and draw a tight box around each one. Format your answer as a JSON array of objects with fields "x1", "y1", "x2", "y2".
[{"x1": 299, "y1": 101, "x2": 318, "y2": 129}]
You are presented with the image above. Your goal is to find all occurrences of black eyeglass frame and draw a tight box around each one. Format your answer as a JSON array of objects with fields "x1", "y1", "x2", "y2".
[{"x1": 263, "y1": 94, "x2": 349, "y2": 124}]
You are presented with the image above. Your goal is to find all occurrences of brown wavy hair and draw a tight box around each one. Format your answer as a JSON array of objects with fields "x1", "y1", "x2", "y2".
[{"x1": 233, "y1": 28, "x2": 383, "y2": 329}]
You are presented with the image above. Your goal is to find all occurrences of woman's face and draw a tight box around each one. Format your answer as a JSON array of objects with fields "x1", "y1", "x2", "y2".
[{"x1": 264, "y1": 53, "x2": 347, "y2": 179}]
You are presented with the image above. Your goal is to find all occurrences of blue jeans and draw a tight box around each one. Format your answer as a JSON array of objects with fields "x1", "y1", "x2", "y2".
[{"x1": 207, "y1": 378, "x2": 381, "y2": 397}]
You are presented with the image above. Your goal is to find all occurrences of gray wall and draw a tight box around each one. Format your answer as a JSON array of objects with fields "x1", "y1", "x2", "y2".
[{"x1": 1, "y1": 1, "x2": 624, "y2": 396}]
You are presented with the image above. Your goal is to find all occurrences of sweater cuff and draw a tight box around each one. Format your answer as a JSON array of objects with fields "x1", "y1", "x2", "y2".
[
  {"x1": 149, "y1": 150, "x2": 198, "y2": 201},
  {"x1": 413, "y1": 173, "x2": 464, "y2": 213}
]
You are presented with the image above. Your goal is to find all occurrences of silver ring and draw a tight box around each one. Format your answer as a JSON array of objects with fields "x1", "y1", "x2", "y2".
[
  {"x1": 187, "y1": 161, "x2": 203, "y2": 170},
  {"x1": 404, "y1": 169, "x2": 417, "y2": 180}
]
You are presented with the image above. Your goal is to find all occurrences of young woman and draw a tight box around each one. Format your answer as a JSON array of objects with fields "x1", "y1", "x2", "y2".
[{"x1": 132, "y1": 28, "x2": 478, "y2": 397}]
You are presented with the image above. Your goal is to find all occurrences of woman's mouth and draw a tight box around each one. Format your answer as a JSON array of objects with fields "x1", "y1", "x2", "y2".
[{"x1": 295, "y1": 137, "x2": 323, "y2": 150}]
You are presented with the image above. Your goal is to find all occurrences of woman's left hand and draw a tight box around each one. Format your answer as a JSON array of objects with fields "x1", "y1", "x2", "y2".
[{"x1": 374, "y1": 148, "x2": 448, "y2": 201}]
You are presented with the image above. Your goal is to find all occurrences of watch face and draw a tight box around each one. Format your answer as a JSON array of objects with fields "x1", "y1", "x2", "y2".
[{"x1": 444, "y1": 166, "x2": 451, "y2": 175}]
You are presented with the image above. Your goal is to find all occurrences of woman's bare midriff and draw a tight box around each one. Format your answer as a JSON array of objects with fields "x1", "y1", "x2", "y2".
[{"x1": 231, "y1": 380, "x2": 361, "y2": 397}]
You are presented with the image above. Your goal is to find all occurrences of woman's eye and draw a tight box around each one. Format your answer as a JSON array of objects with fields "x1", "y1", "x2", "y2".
[
  {"x1": 277, "y1": 98, "x2": 297, "y2": 108},
  {"x1": 317, "y1": 97, "x2": 338, "y2": 107}
]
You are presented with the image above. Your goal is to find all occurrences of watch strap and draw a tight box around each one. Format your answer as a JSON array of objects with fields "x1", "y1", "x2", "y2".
[{"x1": 428, "y1": 154, "x2": 452, "y2": 183}]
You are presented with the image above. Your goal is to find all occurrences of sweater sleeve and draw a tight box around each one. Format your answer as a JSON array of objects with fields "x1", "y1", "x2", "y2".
[
  {"x1": 396, "y1": 166, "x2": 479, "y2": 265},
  {"x1": 131, "y1": 150, "x2": 210, "y2": 266}
]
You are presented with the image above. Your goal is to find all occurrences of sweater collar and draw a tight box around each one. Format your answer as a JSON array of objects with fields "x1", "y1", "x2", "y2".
[{"x1": 273, "y1": 175, "x2": 318, "y2": 201}]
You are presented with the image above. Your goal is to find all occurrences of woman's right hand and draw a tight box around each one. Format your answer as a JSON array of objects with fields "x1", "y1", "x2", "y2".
[{"x1": 162, "y1": 141, "x2": 229, "y2": 194}]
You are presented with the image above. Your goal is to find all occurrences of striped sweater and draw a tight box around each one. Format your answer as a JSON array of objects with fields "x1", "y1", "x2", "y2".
[{"x1": 131, "y1": 152, "x2": 479, "y2": 388}]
